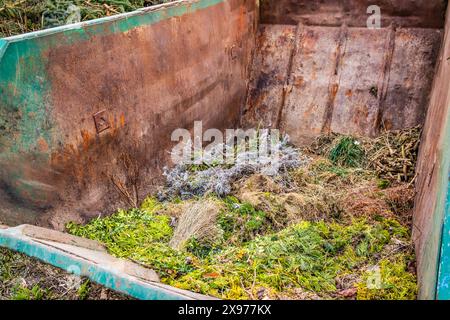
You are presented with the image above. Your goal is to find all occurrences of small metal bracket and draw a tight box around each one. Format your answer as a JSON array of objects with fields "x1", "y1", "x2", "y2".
[{"x1": 93, "y1": 109, "x2": 110, "y2": 134}]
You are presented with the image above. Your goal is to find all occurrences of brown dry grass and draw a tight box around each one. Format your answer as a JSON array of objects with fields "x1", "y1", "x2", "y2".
[
  {"x1": 169, "y1": 199, "x2": 223, "y2": 250},
  {"x1": 305, "y1": 127, "x2": 421, "y2": 183},
  {"x1": 233, "y1": 154, "x2": 415, "y2": 228}
]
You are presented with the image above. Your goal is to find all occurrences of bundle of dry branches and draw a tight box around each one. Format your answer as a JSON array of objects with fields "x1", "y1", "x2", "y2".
[
  {"x1": 306, "y1": 126, "x2": 422, "y2": 183},
  {"x1": 365, "y1": 127, "x2": 421, "y2": 183}
]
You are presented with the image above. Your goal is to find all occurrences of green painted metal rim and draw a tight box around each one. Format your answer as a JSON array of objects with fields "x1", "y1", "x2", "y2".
[
  {"x1": 1, "y1": 0, "x2": 223, "y2": 43},
  {"x1": 437, "y1": 173, "x2": 450, "y2": 299},
  {"x1": 0, "y1": 227, "x2": 212, "y2": 300},
  {"x1": 0, "y1": 39, "x2": 7, "y2": 60}
]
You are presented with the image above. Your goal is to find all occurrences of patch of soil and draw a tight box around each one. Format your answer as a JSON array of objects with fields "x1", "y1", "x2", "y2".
[{"x1": 0, "y1": 248, "x2": 133, "y2": 300}]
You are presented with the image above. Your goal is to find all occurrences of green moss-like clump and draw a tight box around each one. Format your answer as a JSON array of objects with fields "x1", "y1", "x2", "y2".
[
  {"x1": 218, "y1": 196, "x2": 270, "y2": 245},
  {"x1": 356, "y1": 255, "x2": 417, "y2": 300},
  {"x1": 67, "y1": 199, "x2": 194, "y2": 281}
]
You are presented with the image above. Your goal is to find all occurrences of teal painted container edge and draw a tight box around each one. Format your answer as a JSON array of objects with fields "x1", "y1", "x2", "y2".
[
  {"x1": 0, "y1": 39, "x2": 7, "y2": 60},
  {"x1": 1, "y1": 0, "x2": 223, "y2": 43},
  {"x1": 437, "y1": 172, "x2": 450, "y2": 299},
  {"x1": 0, "y1": 228, "x2": 203, "y2": 300}
]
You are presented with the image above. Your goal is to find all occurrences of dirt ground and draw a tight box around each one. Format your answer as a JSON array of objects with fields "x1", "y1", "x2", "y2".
[{"x1": 0, "y1": 247, "x2": 132, "y2": 300}]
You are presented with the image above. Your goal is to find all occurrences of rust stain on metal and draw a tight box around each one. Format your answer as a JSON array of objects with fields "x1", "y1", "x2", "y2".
[
  {"x1": 281, "y1": 26, "x2": 343, "y2": 145},
  {"x1": 374, "y1": 25, "x2": 396, "y2": 132},
  {"x1": 321, "y1": 25, "x2": 347, "y2": 135},
  {"x1": 330, "y1": 27, "x2": 387, "y2": 137},
  {"x1": 381, "y1": 28, "x2": 443, "y2": 130},
  {"x1": 276, "y1": 23, "x2": 303, "y2": 129}
]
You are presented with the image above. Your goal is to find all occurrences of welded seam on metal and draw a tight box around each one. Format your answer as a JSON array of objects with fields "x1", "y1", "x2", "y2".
[
  {"x1": 375, "y1": 24, "x2": 396, "y2": 134},
  {"x1": 0, "y1": 228, "x2": 213, "y2": 300},
  {"x1": 276, "y1": 22, "x2": 303, "y2": 129}
]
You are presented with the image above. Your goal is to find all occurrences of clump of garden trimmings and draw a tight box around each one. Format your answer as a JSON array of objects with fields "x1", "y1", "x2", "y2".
[
  {"x1": 158, "y1": 133, "x2": 308, "y2": 200},
  {"x1": 67, "y1": 198, "x2": 195, "y2": 281},
  {"x1": 66, "y1": 197, "x2": 417, "y2": 300},
  {"x1": 329, "y1": 137, "x2": 365, "y2": 167},
  {"x1": 66, "y1": 129, "x2": 419, "y2": 300},
  {"x1": 308, "y1": 126, "x2": 421, "y2": 183},
  {"x1": 169, "y1": 199, "x2": 223, "y2": 250}
]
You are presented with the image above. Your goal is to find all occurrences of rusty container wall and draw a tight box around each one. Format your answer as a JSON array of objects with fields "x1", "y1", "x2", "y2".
[
  {"x1": 242, "y1": 0, "x2": 445, "y2": 144},
  {"x1": 0, "y1": 0, "x2": 258, "y2": 229},
  {"x1": 414, "y1": 4, "x2": 450, "y2": 300},
  {"x1": 260, "y1": 0, "x2": 446, "y2": 28}
]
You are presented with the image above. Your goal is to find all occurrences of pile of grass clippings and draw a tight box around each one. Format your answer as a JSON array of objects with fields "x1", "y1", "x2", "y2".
[
  {"x1": 0, "y1": 248, "x2": 132, "y2": 300},
  {"x1": 0, "y1": 0, "x2": 171, "y2": 38},
  {"x1": 67, "y1": 199, "x2": 417, "y2": 300},
  {"x1": 66, "y1": 131, "x2": 419, "y2": 300},
  {"x1": 169, "y1": 199, "x2": 223, "y2": 250}
]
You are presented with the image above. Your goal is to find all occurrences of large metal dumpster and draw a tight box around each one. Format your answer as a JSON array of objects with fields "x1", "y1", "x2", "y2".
[{"x1": 1, "y1": 0, "x2": 450, "y2": 299}]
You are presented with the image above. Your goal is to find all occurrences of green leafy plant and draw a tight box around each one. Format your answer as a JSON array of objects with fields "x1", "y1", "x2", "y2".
[
  {"x1": 12, "y1": 284, "x2": 46, "y2": 300},
  {"x1": 218, "y1": 196, "x2": 270, "y2": 245},
  {"x1": 329, "y1": 137, "x2": 366, "y2": 168},
  {"x1": 67, "y1": 200, "x2": 193, "y2": 282},
  {"x1": 77, "y1": 280, "x2": 91, "y2": 300}
]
